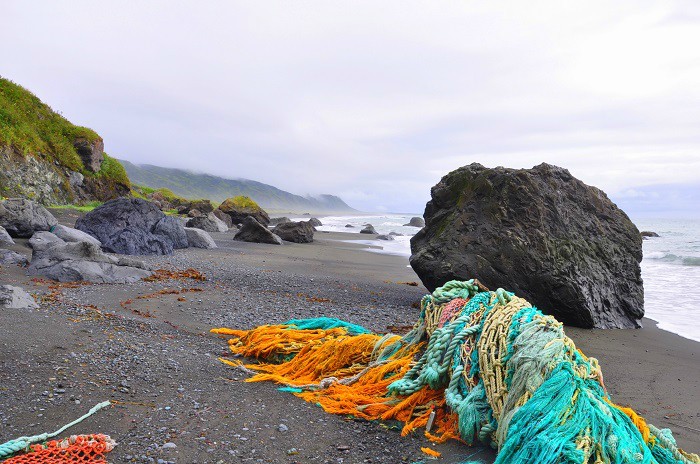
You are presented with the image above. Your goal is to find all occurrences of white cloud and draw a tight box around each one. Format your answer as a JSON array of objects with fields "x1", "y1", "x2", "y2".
[{"x1": 1, "y1": 0, "x2": 699, "y2": 213}]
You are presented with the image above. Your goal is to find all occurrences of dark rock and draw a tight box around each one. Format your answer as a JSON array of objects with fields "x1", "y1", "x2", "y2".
[
  {"x1": 75, "y1": 198, "x2": 176, "y2": 255},
  {"x1": 0, "y1": 285, "x2": 39, "y2": 309},
  {"x1": 404, "y1": 217, "x2": 425, "y2": 227},
  {"x1": 640, "y1": 231, "x2": 659, "y2": 238},
  {"x1": 360, "y1": 225, "x2": 377, "y2": 234},
  {"x1": 269, "y1": 217, "x2": 292, "y2": 226},
  {"x1": 0, "y1": 198, "x2": 58, "y2": 238},
  {"x1": 0, "y1": 249, "x2": 28, "y2": 266},
  {"x1": 188, "y1": 199, "x2": 214, "y2": 214},
  {"x1": 308, "y1": 218, "x2": 322, "y2": 227},
  {"x1": 153, "y1": 216, "x2": 188, "y2": 249},
  {"x1": 410, "y1": 163, "x2": 644, "y2": 329},
  {"x1": 0, "y1": 226, "x2": 14, "y2": 246},
  {"x1": 188, "y1": 209, "x2": 204, "y2": 218},
  {"x1": 272, "y1": 221, "x2": 315, "y2": 243},
  {"x1": 186, "y1": 213, "x2": 228, "y2": 233},
  {"x1": 219, "y1": 197, "x2": 270, "y2": 226},
  {"x1": 345, "y1": 224, "x2": 354, "y2": 228},
  {"x1": 73, "y1": 137, "x2": 104, "y2": 173},
  {"x1": 27, "y1": 241, "x2": 152, "y2": 283},
  {"x1": 389, "y1": 231, "x2": 403, "y2": 236},
  {"x1": 184, "y1": 228, "x2": 217, "y2": 249},
  {"x1": 376, "y1": 234, "x2": 395, "y2": 241},
  {"x1": 213, "y1": 209, "x2": 233, "y2": 228},
  {"x1": 234, "y1": 217, "x2": 282, "y2": 245}
]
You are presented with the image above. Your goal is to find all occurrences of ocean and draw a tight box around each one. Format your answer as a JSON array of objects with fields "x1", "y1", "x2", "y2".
[{"x1": 301, "y1": 214, "x2": 700, "y2": 342}]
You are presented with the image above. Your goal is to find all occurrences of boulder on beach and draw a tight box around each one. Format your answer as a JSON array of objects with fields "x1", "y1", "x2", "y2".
[
  {"x1": 410, "y1": 163, "x2": 644, "y2": 329},
  {"x1": 184, "y1": 227, "x2": 218, "y2": 249},
  {"x1": 404, "y1": 217, "x2": 425, "y2": 227},
  {"x1": 308, "y1": 218, "x2": 323, "y2": 227},
  {"x1": 153, "y1": 216, "x2": 189, "y2": 249},
  {"x1": 376, "y1": 234, "x2": 395, "y2": 241},
  {"x1": 213, "y1": 209, "x2": 234, "y2": 228},
  {"x1": 0, "y1": 249, "x2": 29, "y2": 266},
  {"x1": 389, "y1": 231, "x2": 403, "y2": 236},
  {"x1": 51, "y1": 224, "x2": 102, "y2": 246},
  {"x1": 218, "y1": 196, "x2": 270, "y2": 226},
  {"x1": 345, "y1": 224, "x2": 354, "y2": 228},
  {"x1": 186, "y1": 212, "x2": 228, "y2": 233},
  {"x1": 640, "y1": 231, "x2": 660, "y2": 238},
  {"x1": 0, "y1": 226, "x2": 14, "y2": 246},
  {"x1": 0, "y1": 285, "x2": 39, "y2": 309},
  {"x1": 272, "y1": 221, "x2": 315, "y2": 243},
  {"x1": 360, "y1": 225, "x2": 377, "y2": 234},
  {"x1": 27, "y1": 240, "x2": 152, "y2": 283},
  {"x1": 28, "y1": 231, "x2": 66, "y2": 252},
  {"x1": 75, "y1": 197, "x2": 185, "y2": 255},
  {"x1": 0, "y1": 198, "x2": 58, "y2": 238},
  {"x1": 234, "y1": 216, "x2": 283, "y2": 245}
]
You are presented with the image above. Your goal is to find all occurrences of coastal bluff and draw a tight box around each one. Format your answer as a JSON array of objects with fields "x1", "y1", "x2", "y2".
[{"x1": 410, "y1": 163, "x2": 644, "y2": 329}]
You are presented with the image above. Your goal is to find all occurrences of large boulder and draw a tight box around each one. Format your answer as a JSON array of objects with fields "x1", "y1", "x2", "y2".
[
  {"x1": 27, "y1": 240, "x2": 152, "y2": 283},
  {"x1": 75, "y1": 198, "x2": 182, "y2": 255},
  {"x1": 73, "y1": 137, "x2": 104, "y2": 173},
  {"x1": 184, "y1": 227, "x2": 217, "y2": 249},
  {"x1": 410, "y1": 163, "x2": 644, "y2": 329},
  {"x1": 269, "y1": 217, "x2": 292, "y2": 226},
  {"x1": 28, "y1": 231, "x2": 66, "y2": 252},
  {"x1": 0, "y1": 198, "x2": 58, "y2": 238},
  {"x1": 186, "y1": 213, "x2": 228, "y2": 233},
  {"x1": 153, "y1": 216, "x2": 189, "y2": 249},
  {"x1": 272, "y1": 221, "x2": 315, "y2": 243},
  {"x1": 0, "y1": 226, "x2": 14, "y2": 246},
  {"x1": 218, "y1": 196, "x2": 270, "y2": 226},
  {"x1": 213, "y1": 209, "x2": 233, "y2": 228},
  {"x1": 234, "y1": 217, "x2": 283, "y2": 245},
  {"x1": 51, "y1": 224, "x2": 102, "y2": 246},
  {"x1": 308, "y1": 218, "x2": 323, "y2": 227},
  {"x1": 404, "y1": 216, "x2": 425, "y2": 227},
  {"x1": 0, "y1": 285, "x2": 39, "y2": 309}
]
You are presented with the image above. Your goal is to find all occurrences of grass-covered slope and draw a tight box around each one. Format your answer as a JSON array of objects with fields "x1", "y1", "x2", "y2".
[
  {"x1": 121, "y1": 160, "x2": 356, "y2": 213},
  {"x1": 0, "y1": 77, "x2": 129, "y2": 203}
]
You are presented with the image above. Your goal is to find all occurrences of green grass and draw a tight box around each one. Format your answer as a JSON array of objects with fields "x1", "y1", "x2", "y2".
[
  {"x1": 222, "y1": 195, "x2": 261, "y2": 210},
  {"x1": 98, "y1": 154, "x2": 130, "y2": 186},
  {"x1": 0, "y1": 77, "x2": 99, "y2": 172},
  {"x1": 50, "y1": 201, "x2": 103, "y2": 212}
]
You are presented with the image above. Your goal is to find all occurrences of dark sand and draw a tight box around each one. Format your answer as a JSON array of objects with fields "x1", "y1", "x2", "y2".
[{"x1": 0, "y1": 210, "x2": 697, "y2": 463}]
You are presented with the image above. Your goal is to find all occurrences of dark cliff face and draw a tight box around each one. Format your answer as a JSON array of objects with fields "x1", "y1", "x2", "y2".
[{"x1": 410, "y1": 162, "x2": 644, "y2": 329}]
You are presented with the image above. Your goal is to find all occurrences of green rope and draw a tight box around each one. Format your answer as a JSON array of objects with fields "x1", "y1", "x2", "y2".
[{"x1": 0, "y1": 400, "x2": 111, "y2": 459}]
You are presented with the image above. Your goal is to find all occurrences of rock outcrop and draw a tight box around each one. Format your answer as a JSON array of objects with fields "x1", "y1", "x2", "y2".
[
  {"x1": 410, "y1": 163, "x2": 644, "y2": 329},
  {"x1": 184, "y1": 228, "x2": 217, "y2": 249},
  {"x1": 404, "y1": 217, "x2": 425, "y2": 227},
  {"x1": 272, "y1": 221, "x2": 315, "y2": 243},
  {"x1": 153, "y1": 217, "x2": 189, "y2": 249},
  {"x1": 234, "y1": 217, "x2": 282, "y2": 245},
  {"x1": 0, "y1": 285, "x2": 39, "y2": 309},
  {"x1": 218, "y1": 196, "x2": 270, "y2": 226},
  {"x1": 308, "y1": 218, "x2": 323, "y2": 227},
  {"x1": 0, "y1": 198, "x2": 58, "y2": 238},
  {"x1": 376, "y1": 234, "x2": 394, "y2": 241},
  {"x1": 0, "y1": 249, "x2": 28, "y2": 266},
  {"x1": 75, "y1": 198, "x2": 186, "y2": 255},
  {"x1": 27, "y1": 238, "x2": 152, "y2": 283},
  {"x1": 213, "y1": 209, "x2": 233, "y2": 228},
  {"x1": 270, "y1": 217, "x2": 292, "y2": 226},
  {"x1": 73, "y1": 137, "x2": 104, "y2": 173},
  {"x1": 51, "y1": 224, "x2": 102, "y2": 246},
  {"x1": 186, "y1": 213, "x2": 228, "y2": 233},
  {"x1": 640, "y1": 231, "x2": 660, "y2": 238},
  {"x1": 360, "y1": 225, "x2": 377, "y2": 234}
]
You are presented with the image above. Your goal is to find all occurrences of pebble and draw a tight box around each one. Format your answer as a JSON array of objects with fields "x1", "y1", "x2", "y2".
[
  {"x1": 162, "y1": 442, "x2": 177, "y2": 449},
  {"x1": 277, "y1": 424, "x2": 289, "y2": 432}
]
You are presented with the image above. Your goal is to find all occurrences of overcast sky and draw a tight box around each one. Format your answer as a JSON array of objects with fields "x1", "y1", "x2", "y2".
[{"x1": 2, "y1": 1, "x2": 699, "y2": 215}]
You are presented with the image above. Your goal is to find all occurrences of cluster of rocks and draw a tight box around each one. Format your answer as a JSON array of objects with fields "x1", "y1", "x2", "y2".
[{"x1": 410, "y1": 163, "x2": 644, "y2": 329}]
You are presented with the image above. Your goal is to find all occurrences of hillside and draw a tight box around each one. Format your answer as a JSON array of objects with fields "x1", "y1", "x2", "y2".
[
  {"x1": 0, "y1": 77, "x2": 130, "y2": 204},
  {"x1": 120, "y1": 160, "x2": 357, "y2": 213}
]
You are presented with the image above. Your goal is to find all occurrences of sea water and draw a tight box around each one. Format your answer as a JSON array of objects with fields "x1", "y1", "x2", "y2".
[{"x1": 303, "y1": 214, "x2": 700, "y2": 342}]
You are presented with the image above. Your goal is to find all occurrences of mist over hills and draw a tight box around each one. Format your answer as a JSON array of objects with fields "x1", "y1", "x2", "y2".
[{"x1": 120, "y1": 160, "x2": 357, "y2": 213}]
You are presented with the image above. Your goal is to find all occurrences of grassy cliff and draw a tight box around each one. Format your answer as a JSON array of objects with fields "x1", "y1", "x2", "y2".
[{"x1": 0, "y1": 77, "x2": 129, "y2": 203}]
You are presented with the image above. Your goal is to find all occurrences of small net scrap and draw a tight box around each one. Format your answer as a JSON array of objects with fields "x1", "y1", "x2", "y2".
[
  {"x1": 212, "y1": 279, "x2": 700, "y2": 464},
  {"x1": 2, "y1": 434, "x2": 115, "y2": 464}
]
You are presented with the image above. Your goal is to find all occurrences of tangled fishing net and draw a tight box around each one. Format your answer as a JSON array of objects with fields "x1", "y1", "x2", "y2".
[
  {"x1": 213, "y1": 279, "x2": 700, "y2": 464},
  {"x1": 1, "y1": 435, "x2": 115, "y2": 464}
]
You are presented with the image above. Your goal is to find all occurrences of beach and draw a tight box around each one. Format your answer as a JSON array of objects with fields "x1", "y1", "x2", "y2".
[{"x1": 0, "y1": 210, "x2": 698, "y2": 464}]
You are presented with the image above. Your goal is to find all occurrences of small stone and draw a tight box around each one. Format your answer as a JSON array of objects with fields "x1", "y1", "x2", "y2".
[
  {"x1": 162, "y1": 442, "x2": 177, "y2": 449},
  {"x1": 277, "y1": 424, "x2": 289, "y2": 432}
]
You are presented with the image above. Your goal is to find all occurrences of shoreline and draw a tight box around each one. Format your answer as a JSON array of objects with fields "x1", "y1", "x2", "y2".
[{"x1": 0, "y1": 211, "x2": 697, "y2": 463}]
